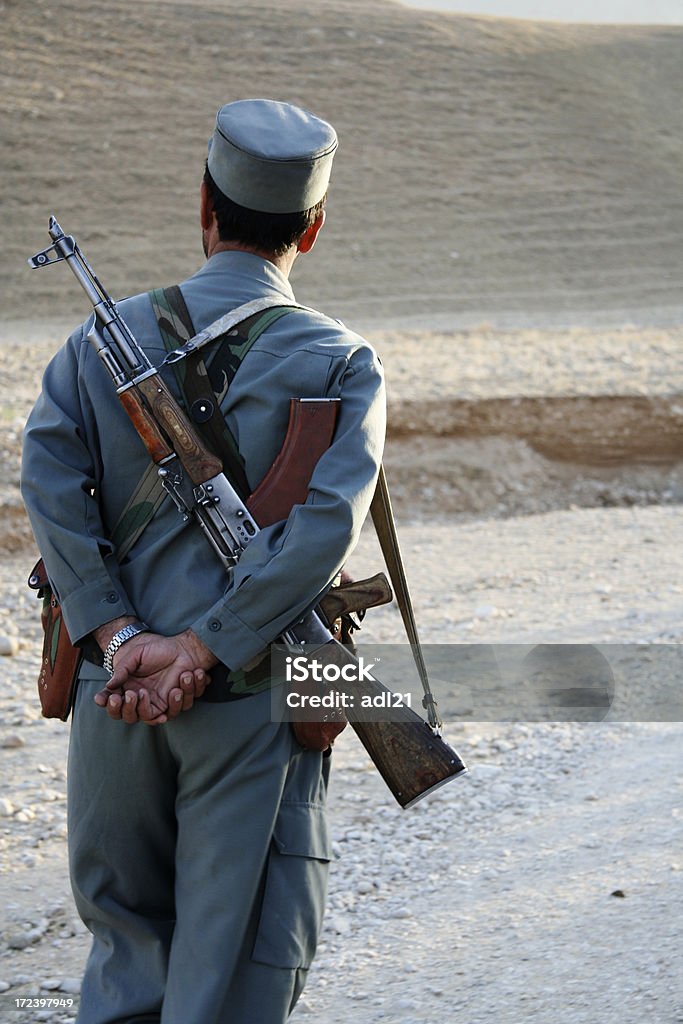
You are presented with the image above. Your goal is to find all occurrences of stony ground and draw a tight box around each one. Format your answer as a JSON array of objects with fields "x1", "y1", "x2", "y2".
[
  {"x1": 1, "y1": 307, "x2": 683, "y2": 1024},
  {"x1": 1, "y1": 503, "x2": 682, "y2": 1023}
]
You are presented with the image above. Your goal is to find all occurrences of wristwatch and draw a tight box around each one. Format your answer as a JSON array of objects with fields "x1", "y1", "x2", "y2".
[{"x1": 103, "y1": 621, "x2": 150, "y2": 676}]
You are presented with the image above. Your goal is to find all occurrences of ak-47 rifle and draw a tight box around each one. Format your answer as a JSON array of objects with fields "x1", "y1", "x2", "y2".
[{"x1": 28, "y1": 218, "x2": 467, "y2": 808}]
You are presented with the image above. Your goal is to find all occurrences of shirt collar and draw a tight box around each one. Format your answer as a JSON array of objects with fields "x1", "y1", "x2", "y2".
[{"x1": 198, "y1": 249, "x2": 296, "y2": 302}]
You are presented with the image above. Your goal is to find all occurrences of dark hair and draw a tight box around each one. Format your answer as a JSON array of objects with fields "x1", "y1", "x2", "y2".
[{"x1": 203, "y1": 165, "x2": 326, "y2": 257}]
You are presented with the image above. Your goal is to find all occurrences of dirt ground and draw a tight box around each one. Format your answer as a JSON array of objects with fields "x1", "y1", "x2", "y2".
[
  {"x1": 1, "y1": 1, "x2": 682, "y2": 1022},
  {"x1": 2, "y1": 512, "x2": 683, "y2": 1024},
  {"x1": 1, "y1": 319, "x2": 682, "y2": 1023}
]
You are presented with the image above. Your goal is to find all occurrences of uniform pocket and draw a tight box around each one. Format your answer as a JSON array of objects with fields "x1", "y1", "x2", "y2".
[{"x1": 251, "y1": 801, "x2": 331, "y2": 969}]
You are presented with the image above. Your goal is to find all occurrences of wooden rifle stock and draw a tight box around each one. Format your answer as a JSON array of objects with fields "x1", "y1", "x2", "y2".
[
  {"x1": 288, "y1": 640, "x2": 467, "y2": 808},
  {"x1": 352, "y1": 718, "x2": 467, "y2": 809},
  {"x1": 135, "y1": 376, "x2": 223, "y2": 483},
  {"x1": 120, "y1": 376, "x2": 223, "y2": 484}
]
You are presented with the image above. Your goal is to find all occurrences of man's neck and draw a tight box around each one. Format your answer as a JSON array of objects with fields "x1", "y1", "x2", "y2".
[{"x1": 206, "y1": 239, "x2": 296, "y2": 278}]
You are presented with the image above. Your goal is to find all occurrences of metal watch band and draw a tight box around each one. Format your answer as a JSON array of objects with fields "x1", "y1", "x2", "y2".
[{"x1": 103, "y1": 621, "x2": 149, "y2": 676}]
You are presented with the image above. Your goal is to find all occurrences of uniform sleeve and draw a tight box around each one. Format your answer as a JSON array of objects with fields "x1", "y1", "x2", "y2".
[
  {"x1": 190, "y1": 346, "x2": 386, "y2": 669},
  {"x1": 20, "y1": 326, "x2": 137, "y2": 644}
]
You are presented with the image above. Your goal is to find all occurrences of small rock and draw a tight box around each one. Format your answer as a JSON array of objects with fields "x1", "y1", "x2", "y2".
[
  {"x1": 0, "y1": 634, "x2": 20, "y2": 656},
  {"x1": 473, "y1": 604, "x2": 498, "y2": 619},
  {"x1": 397, "y1": 998, "x2": 419, "y2": 1010},
  {"x1": 40, "y1": 978, "x2": 62, "y2": 990},
  {"x1": 326, "y1": 915, "x2": 351, "y2": 935},
  {"x1": 60, "y1": 978, "x2": 82, "y2": 994},
  {"x1": 0, "y1": 981, "x2": 10, "y2": 992},
  {"x1": 0, "y1": 798, "x2": 15, "y2": 817},
  {"x1": 1, "y1": 734, "x2": 25, "y2": 750},
  {"x1": 389, "y1": 906, "x2": 411, "y2": 919},
  {"x1": 610, "y1": 889, "x2": 626, "y2": 898}
]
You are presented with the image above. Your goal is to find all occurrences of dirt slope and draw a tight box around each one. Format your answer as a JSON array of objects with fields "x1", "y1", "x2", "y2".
[{"x1": 3, "y1": 0, "x2": 682, "y2": 327}]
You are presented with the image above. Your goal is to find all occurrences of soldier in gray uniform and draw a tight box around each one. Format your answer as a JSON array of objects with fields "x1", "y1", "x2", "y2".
[{"x1": 21, "y1": 99, "x2": 386, "y2": 1024}]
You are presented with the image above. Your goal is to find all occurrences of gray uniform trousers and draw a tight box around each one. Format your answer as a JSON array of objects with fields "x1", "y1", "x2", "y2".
[{"x1": 68, "y1": 679, "x2": 331, "y2": 1024}]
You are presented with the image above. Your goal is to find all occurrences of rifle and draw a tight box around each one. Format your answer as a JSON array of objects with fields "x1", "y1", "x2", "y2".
[{"x1": 28, "y1": 217, "x2": 468, "y2": 808}]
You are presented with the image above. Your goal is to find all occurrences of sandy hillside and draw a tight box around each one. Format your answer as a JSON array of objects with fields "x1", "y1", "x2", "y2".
[{"x1": 3, "y1": 0, "x2": 683, "y2": 327}]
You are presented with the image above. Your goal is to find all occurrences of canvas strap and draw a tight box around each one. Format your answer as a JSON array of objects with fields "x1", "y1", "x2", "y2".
[
  {"x1": 109, "y1": 289, "x2": 298, "y2": 562},
  {"x1": 110, "y1": 461, "x2": 170, "y2": 560},
  {"x1": 151, "y1": 285, "x2": 298, "y2": 499},
  {"x1": 370, "y1": 465, "x2": 442, "y2": 733}
]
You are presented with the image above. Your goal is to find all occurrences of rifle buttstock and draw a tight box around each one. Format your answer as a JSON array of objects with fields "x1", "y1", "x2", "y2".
[{"x1": 351, "y1": 718, "x2": 467, "y2": 809}]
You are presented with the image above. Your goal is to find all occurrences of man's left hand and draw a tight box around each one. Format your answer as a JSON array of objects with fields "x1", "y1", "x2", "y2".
[{"x1": 95, "y1": 628, "x2": 217, "y2": 725}]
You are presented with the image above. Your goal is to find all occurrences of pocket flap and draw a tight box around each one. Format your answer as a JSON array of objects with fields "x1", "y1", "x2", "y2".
[
  {"x1": 272, "y1": 801, "x2": 331, "y2": 861},
  {"x1": 252, "y1": 800, "x2": 331, "y2": 969}
]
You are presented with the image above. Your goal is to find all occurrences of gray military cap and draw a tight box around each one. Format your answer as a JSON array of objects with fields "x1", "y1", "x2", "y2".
[{"x1": 207, "y1": 98, "x2": 338, "y2": 214}]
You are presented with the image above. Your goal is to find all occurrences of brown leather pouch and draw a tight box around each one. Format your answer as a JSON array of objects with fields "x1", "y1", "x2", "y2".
[{"x1": 28, "y1": 558, "x2": 83, "y2": 721}]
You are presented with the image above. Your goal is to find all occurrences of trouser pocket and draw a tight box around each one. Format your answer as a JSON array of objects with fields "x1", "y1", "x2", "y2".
[{"x1": 251, "y1": 800, "x2": 331, "y2": 970}]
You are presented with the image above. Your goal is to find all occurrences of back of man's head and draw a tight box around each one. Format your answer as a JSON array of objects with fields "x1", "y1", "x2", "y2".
[{"x1": 205, "y1": 98, "x2": 338, "y2": 255}]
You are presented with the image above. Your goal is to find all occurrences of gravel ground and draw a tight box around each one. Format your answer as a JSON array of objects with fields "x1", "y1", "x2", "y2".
[
  {"x1": 1, "y1": 313, "x2": 682, "y2": 1023},
  {"x1": 1, "y1": 505, "x2": 682, "y2": 1024}
]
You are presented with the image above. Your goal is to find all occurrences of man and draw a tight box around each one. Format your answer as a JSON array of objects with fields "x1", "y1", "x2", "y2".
[{"x1": 21, "y1": 99, "x2": 386, "y2": 1024}]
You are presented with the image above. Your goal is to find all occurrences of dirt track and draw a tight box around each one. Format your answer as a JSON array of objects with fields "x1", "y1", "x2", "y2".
[{"x1": 2, "y1": 506, "x2": 683, "y2": 1023}]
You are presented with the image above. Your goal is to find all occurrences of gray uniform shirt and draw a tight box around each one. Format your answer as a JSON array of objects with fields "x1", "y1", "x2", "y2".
[{"x1": 21, "y1": 250, "x2": 386, "y2": 675}]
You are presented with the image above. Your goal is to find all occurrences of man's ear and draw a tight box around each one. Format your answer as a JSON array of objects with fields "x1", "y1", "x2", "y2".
[
  {"x1": 297, "y1": 210, "x2": 326, "y2": 254},
  {"x1": 200, "y1": 179, "x2": 214, "y2": 231}
]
